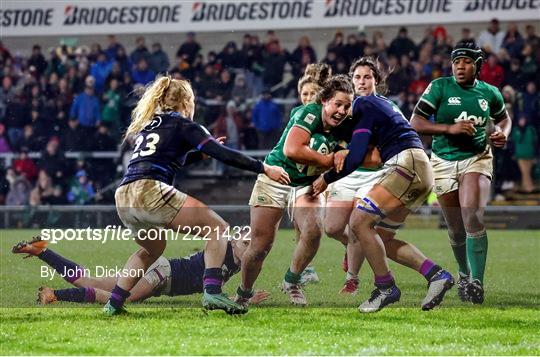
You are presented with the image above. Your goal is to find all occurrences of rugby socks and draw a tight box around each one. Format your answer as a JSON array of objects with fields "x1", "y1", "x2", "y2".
[
  {"x1": 55, "y1": 287, "x2": 96, "y2": 303},
  {"x1": 346, "y1": 271, "x2": 358, "y2": 281},
  {"x1": 466, "y1": 230, "x2": 488, "y2": 283},
  {"x1": 451, "y1": 243, "x2": 470, "y2": 276},
  {"x1": 374, "y1": 272, "x2": 395, "y2": 289},
  {"x1": 38, "y1": 249, "x2": 85, "y2": 283},
  {"x1": 284, "y1": 268, "x2": 302, "y2": 285},
  {"x1": 203, "y1": 268, "x2": 223, "y2": 294},
  {"x1": 236, "y1": 286, "x2": 254, "y2": 299},
  {"x1": 109, "y1": 285, "x2": 130, "y2": 309},
  {"x1": 419, "y1": 259, "x2": 442, "y2": 281}
]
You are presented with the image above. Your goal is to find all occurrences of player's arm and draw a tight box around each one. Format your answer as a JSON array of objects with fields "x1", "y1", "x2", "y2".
[
  {"x1": 183, "y1": 121, "x2": 290, "y2": 184},
  {"x1": 283, "y1": 126, "x2": 334, "y2": 168},
  {"x1": 489, "y1": 90, "x2": 512, "y2": 147},
  {"x1": 182, "y1": 137, "x2": 226, "y2": 166}
]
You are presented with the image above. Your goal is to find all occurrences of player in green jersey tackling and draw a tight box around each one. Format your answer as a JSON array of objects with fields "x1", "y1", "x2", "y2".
[
  {"x1": 411, "y1": 41, "x2": 512, "y2": 304},
  {"x1": 235, "y1": 75, "x2": 354, "y2": 307}
]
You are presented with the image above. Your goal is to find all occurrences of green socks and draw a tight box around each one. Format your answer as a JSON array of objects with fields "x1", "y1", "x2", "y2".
[
  {"x1": 451, "y1": 243, "x2": 470, "y2": 276},
  {"x1": 284, "y1": 268, "x2": 301, "y2": 285},
  {"x1": 466, "y1": 230, "x2": 488, "y2": 283}
]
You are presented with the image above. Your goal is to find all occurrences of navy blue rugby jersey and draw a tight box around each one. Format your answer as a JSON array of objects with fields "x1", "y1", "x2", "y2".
[
  {"x1": 120, "y1": 112, "x2": 264, "y2": 186},
  {"x1": 167, "y1": 242, "x2": 239, "y2": 296},
  {"x1": 325, "y1": 94, "x2": 424, "y2": 183}
]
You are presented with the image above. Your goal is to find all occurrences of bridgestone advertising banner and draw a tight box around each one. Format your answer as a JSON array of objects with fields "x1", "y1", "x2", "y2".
[{"x1": 1, "y1": 0, "x2": 538, "y2": 37}]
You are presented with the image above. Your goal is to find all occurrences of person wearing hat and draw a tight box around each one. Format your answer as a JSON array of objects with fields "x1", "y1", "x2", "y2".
[
  {"x1": 411, "y1": 40, "x2": 512, "y2": 305},
  {"x1": 67, "y1": 169, "x2": 96, "y2": 205}
]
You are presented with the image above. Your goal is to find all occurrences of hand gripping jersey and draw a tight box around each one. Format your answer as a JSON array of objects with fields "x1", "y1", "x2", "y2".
[
  {"x1": 265, "y1": 103, "x2": 339, "y2": 187},
  {"x1": 324, "y1": 94, "x2": 423, "y2": 183},
  {"x1": 168, "y1": 242, "x2": 239, "y2": 296},
  {"x1": 120, "y1": 112, "x2": 264, "y2": 186},
  {"x1": 417, "y1": 77, "x2": 506, "y2": 161}
]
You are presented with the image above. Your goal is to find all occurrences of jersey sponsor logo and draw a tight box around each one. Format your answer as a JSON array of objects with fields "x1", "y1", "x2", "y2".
[
  {"x1": 145, "y1": 116, "x2": 162, "y2": 131},
  {"x1": 454, "y1": 111, "x2": 488, "y2": 126},
  {"x1": 447, "y1": 97, "x2": 461, "y2": 105},
  {"x1": 303, "y1": 113, "x2": 316, "y2": 125},
  {"x1": 478, "y1": 99, "x2": 488, "y2": 111}
]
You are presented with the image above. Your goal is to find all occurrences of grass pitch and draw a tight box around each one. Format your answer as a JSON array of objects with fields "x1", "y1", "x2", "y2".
[{"x1": 1, "y1": 229, "x2": 539, "y2": 355}]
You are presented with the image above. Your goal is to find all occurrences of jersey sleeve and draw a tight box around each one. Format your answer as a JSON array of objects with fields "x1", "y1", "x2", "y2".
[
  {"x1": 181, "y1": 120, "x2": 264, "y2": 174},
  {"x1": 291, "y1": 105, "x2": 320, "y2": 134},
  {"x1": 417, "y1": 79, "x2": 444, "y2": 116},
  {"x1": 489, "y1": 86, "x2": 507, "y2": 120},
  {"x1": 324, "y1": 100, "x2": 374, "y2": 184}
]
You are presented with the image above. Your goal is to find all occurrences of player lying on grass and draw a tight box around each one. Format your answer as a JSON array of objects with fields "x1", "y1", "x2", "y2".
[{"x1": 12, "y1": 236, "x2": 269, "y2": 306}]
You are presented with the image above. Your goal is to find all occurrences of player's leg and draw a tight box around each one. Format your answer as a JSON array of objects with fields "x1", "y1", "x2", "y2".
[
  {"x1": 281, "y1": 193, "x2": 323, "y2": 305},
  {"x1": 459, "y1": 172, "x2": 491, "y2": 304},
  {"x1": 349, "y1": 184, "x2": 403, "y2": 312},
  {"x1": 438, "y1": 190, "x2": 470, "y2": 302},
  {"x1": 166, "y1": 196, "x2": 246, "y2": 314},
  {"x1": 238, "y1": 205, "x2": 284, "y2": 305}
]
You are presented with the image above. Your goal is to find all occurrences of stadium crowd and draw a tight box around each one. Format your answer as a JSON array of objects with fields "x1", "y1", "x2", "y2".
[{"x1": 0, "y1": 19, "x2": 539, "y2": 209}]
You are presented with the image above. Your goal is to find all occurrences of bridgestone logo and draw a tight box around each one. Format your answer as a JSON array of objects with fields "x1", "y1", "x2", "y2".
[{"x1": 448, "y1": 97, "x2": 461, "y2": 105}]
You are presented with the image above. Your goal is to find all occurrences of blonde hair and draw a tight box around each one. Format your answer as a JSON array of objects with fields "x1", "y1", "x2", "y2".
[
  {"x1": 125, "y1": 75, "x2": 194, "y2": 138},
  {"x1": 297, "y1": 63, "x2": 332, "y2": 94}
]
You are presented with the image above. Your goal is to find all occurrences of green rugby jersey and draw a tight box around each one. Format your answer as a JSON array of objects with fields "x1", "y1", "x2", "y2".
[
  {"x1": 418, "y1": 77, "x2": 506, "y2": 161},
  {"x1": 265, "y1": 103, "x2": 338, "y2": 187}
]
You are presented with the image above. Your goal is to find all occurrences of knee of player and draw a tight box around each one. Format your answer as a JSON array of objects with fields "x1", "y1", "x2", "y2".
[
  {"x1": 299, "y1": 226, "x2": 323, "y2": 242},
  {"x1": 462, "y1": 209, "x2": 485, "y2": 231},
  {"x1": 249, "y1": 242, "x2": 273, "y2": 260},
  {"x1": 324, "y1": 222, "x2": 345, "y2": 239}
]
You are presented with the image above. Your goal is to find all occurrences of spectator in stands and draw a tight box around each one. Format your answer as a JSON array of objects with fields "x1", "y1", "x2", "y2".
[
  {"x1": 29, "y1": 169, "x2": 55, "y2": 206},
  {"x1": 327, "y1": 31, "x2": 346, "y2": 62},
  {"x1": 13, "y1": 150, "x2": 37, "y2": 182},
  {"x1": 0, "y1": 40, "x2": 12, "y2": 63},
  {"x1": 505, "y1": 58, "x2": 527, "y2": 91},
  {"x1": 19, "y1": 125, "x2": 41, "y2": 152},
  {"x1": 502, "y1": 23, "x2": 525, "y2": 58},
  {"x1": 513, "y1": 116, "x2": 538, "y2": 193},
  {"x1": 290, "y1": 36, "x2": 317, "y2": 79},
  {"x1": 39, "y1": 137, "x2": 66, "y2": 184},
  {"x1": 215, "y1": 69, "x2": 234, "y2": 101},
  {"x1": 130, "y1": 36, "x2": 150, "y2": 69},
  {"x1": 231, "y1": 73, "x2": 251, "y2": 105},
  {"x1": 90, "y1": 52, "x2": 112, "y2": 94},
  {"x1": 251, "y1": 90, "x2": 282, "y2": 149},
  {"x1": 62, "y1": 117, "x2": 87, "y2": 152},
  {"x1": 105, "y1": 35, "x2": 124, "y2": 62},
  {"x1": 0, "y1": 123, "x2": 11, "y2": 153},
  {"x1": 344, "y1": 34, "x2": 364, "y2": 65},
  {"x1": 114, "y1": 46, "x2": 131, "y2": 75},
  {"x1": 0, "y1": 168, "x2": 11, "y2": 205},
  {"x1": 262, "y1": 40, "x2": 288, "y2": 93},
  {"x1": 93, "y1": 124, "x2": 116, "y2": 152},
  {"x1": 517, "y1": 81, "x2": 540, "y2": 127},
  {"x1": 131, "y1": 58, "x2": 155, "y2": 86},
  {"x1": 218, "y1": 41, "x2": 244, "y2": 71},
  {"x1": 4, "y1": 92, "x2": 30, "y2": 150},
  {"x1": 211, "y1": 100, "x2": 244, "y2": 150},
  {"x1": 27, "y1": 45, "x2": 48, "y2": 77},
  {"x1": 6, "y1": 175, "x2": 31, "y2": 206},
  {"x1": 520, "y1": 44, "x2": 538, "y2": 83},
  {"x1": 477, "y1": 18, "x2": 506, "y2": 54},
  {"x1": 459, "y1": 27, "x2": 476, "y2": 45},
  {"x1": 149, "y1": 42, "x2": 169, "y2": 75},
  {"x1": 525, "y1": 25, "x2": 539, "y2": 56},
  {"x1": 372, "y1": 31, "x2": 388, "y2": 59},
  {"x1": 101, "y1": 78, "x2": 122, "y2": 136},
  {"x1": 480, "y1": 53, "x2": 505, "y2": 88},
  {"x1": 67, "y1": 170, "x2": 96, "y2": 205},
  {"x1": 0, "y1": 76, "x2": 16, "y2": 122},
  {"x1": 69, "y1": 83, "x2": 101, "y2": 136},
  {"x1": 388, "y1": 27, "x2": 417, "y2": 60},
  {"x1": 176, "y1": 32, "x2": 201, "y2": 66}
]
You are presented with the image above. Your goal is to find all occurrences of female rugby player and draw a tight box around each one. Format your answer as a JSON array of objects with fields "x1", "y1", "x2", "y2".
[
  {"x1": 236, "y1": 75, "x2": 354, "y2": 306},
  {"x1": 107, "y1": 76, "x2": 289, "y2": 315},
  {"x1": 313, "y1": 58, "x2": 454, "y2": 313},
  {"x1": 410, "y1": 41, "x2": 511, "y2": 304}
]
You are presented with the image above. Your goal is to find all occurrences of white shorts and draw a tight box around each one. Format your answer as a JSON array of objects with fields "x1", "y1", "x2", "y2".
[
  {"x1": 248, "y1": 174, "x2": 312, "y2": 209},
  {"x1": 431, "y1": 149, "x2": 493, "y2": 197},
  {"x1": 142, "y1": 256, "x2": 172, "y2": 296},
  {"x1": 327, "y1": 169, "x2": 384, "y2": 202}
]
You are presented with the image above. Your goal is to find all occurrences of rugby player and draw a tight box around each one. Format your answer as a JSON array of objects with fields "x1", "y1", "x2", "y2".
[
  {"x1": 236, "y1": 75, "x2": 354, "y2": 306},
  {"x1": 12, "y1": 236, "x2": 269, "y2": 306},
  {"x1": 411, "y1": 41, "x2": 512, "y2": 304},
  {"x1": 107, "y1": 76, "x2": 289, "y2": 315},
  {"x1": 313, "y1": 58, "x2": 454, "y2": 313}
]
